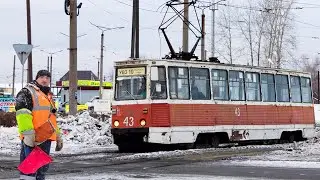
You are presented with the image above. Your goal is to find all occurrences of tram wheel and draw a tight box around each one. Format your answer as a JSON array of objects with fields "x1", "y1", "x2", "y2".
[{"x1": 211, "y1": 135, "x2": 220, "y2": 148}]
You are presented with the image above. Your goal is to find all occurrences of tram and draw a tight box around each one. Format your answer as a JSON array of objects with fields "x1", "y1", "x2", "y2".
[{"x1": 111, "y1": 58, "x2": 316, "y2": 152}]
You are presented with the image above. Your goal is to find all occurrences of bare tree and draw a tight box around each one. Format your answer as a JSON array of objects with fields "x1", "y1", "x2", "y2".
[
  {"x1": 105, "y1": 67, "x2": 114, "y2": 82},
  {"x1": 218, "y1": 0, "x2": 297, "y2": 67},
  {"x1": 259, "y1": 0, "x2": 296, "y2": 68},
  {"x1": 217, "y1": 1, "x2": 247, "y2": 64},
  {"x1": 236, "y1": 0, "x2": 255, "y2": 66},
  {"x1": 297, "y1": 55, "x2": 320, "y2": 103},
  {"x1": 218, "y1": 8, "x2": 234, "y2": 63}
]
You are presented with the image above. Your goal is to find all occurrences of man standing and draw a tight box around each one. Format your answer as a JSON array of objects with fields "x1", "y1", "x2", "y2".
[{"x1": 15, "y1": 70, "x2": 63, "y2": 180}]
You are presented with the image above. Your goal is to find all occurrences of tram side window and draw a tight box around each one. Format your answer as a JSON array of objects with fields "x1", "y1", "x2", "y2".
[
  {"x1": 290, "y1": 76, "x2": 302, "y2": 103},
  {"x1": 212, "y1": 69, "x2": 228, "y2": 100},
  {"x1": 190, "y1": 68, "x2": 210, "y2": 100},
  {"x1": 275, "y1": 74, "x2": 290, "y2": 102},
  {"x1": 261, "y1": 74, "x2": 276, "y2": 102},
  {"x1": 229, "y1": 71, "x2": 245, "y2": 101},
  {"x1": 168, "y1": 67, "x2": 190, "y2": 99},
  {"x1": 301, "y1": 77, "x2": 312, "y2": 103},
  {"x1": 151, "y1": 67, "x2": 167, "y2": 99},
  {"x1": 245, "y1": 72, "x2": 261, "y2": 101}
]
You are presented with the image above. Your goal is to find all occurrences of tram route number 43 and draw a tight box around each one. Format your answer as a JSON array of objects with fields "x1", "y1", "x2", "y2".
[{"x1": 123, "y1": 116, "x2": 134, "y2": 126}]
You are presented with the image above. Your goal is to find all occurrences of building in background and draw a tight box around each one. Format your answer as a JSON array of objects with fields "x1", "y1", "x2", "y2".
[
  {"x1": 54, "y1": 71, "x2": 112, "y2": 113},
  {"x1": 0, "y1": 87, "x2": 15, "y2": 112}
]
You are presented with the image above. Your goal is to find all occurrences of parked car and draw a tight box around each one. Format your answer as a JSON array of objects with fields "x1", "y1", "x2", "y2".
[{"x1": 85, "y1": 96, "x2": 100, "y2": 112}]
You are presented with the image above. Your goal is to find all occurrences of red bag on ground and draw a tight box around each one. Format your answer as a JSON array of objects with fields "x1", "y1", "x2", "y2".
[{"x1": 18, "y1": 146, "x2": 53, "y2": 174}]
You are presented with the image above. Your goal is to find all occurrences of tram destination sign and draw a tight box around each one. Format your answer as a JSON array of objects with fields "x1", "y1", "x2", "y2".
[{"x1": 117, "y1": 67, "x2": 145, "y2": 76}]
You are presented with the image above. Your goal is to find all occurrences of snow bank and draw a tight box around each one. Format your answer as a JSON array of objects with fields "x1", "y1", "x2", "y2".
[
  {"x1": 247, "y1": 127, "x2": 320, "y2": 162},
  {"x1": 219, "y1": 127, "x2": 320, "y2": 168},
  {"x1": 0, "y1": 111, "x2": 115, "y2": 156},
  {"x1": 0, "y1": 126, "x2": 20, "y2": 155},
  {"x1": 57, "y1": 111, "x2": 113, "y2": 146}
]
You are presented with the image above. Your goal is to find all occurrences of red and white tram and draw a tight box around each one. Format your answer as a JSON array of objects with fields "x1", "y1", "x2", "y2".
[{"x1": 111, "y1": 59, "x2": 316, "y2": 151}]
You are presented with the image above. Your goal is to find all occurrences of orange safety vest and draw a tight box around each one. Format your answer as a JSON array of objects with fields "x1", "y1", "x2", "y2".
[{"x1": 21, "y1": 84, "x2": 58, "y2": 142}]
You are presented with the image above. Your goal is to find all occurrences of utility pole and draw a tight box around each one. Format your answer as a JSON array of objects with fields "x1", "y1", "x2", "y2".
[
  {"x1": 201, "y1": 10, "x2": 205, "y2": 61},
  {"x1": 50, "y1": 55, "x2": 53, "y2": 87},
  {"x1": 21, "y1": 64, "x2": 25, "y2": 89},
  {"x1": 130, "y1": 0, "x2": 139, "y2": 58},
  {"x1": 26, "y1": 0, "x2": 33, "y2": 83},
  {"x1": 182, "y1": 0, "x2": 189, "y2": 54},
  {"x1": 90, "y1": 22, "x2": 124, "y2": 99},
  {"x1": 69, "y1": 0, "x2": 78, "y2": 116},
  {"x1": 136, "y1": 0, "x2": 139, "y2": 58},
  {"x1": 97, "y1": 61, "x2": 100, "y2": 79},
  {"x1": 318, "y1": 71, "x2": 320, "y2": 104},
  {"x1": 210, "y1": 0, "x2": 225, "y2": 59},
  {"x1": 211, "y1": 0, "x2": 216, "y2": 58},
  {"x1": 130, "y1": 0, "x2": 136, "y2": 58},
  {"x1": 100, "y1": 31, "x2": 104, "y2": 99},
  {"x1": 12, "y1": 55, "x2": 16, "y2": 97},
  {"x1": 47, "y1": 56, "x2": 50, "y2": 71}
]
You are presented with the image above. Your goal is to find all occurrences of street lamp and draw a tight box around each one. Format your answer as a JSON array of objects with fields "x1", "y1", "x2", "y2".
[
  {"x1": 39, "y1": 49, "x2": 63, "y2": 87},
  {"x1": 89, "y1": 21, "x2": 124, "y2": 99}
]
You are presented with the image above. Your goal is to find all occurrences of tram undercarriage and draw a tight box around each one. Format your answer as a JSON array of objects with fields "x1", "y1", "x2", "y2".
[{"x1": 112, "y1": 127, "x2": 311, "y2": 153}]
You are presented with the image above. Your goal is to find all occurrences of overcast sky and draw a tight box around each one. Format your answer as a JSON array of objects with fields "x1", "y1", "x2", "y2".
[{"x1": 0, "y1": 0, "x2": 319, "y2": 87}]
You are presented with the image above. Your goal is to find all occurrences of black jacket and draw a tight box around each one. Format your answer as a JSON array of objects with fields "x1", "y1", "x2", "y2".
[{"x1": 15, "y1": 81, "x2": 50, "y2": 112}]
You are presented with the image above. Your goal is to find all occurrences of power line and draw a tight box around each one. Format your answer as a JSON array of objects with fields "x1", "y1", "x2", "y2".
[
  {"x1": 217, "y1": 3, "x2": 320, "y2": 29},
  {"x1": 86, "y1": 0, "x2": 160, "y2": 30},
  {"x1": 86, "y1": 0, "x2": 130, "y2": 22},
  {"x1": 111, "y1": 0, "x2": 160, "y2": 12}
]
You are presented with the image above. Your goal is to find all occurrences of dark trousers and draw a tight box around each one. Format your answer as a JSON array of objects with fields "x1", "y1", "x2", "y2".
[{"x1": 20, "y1": 140, "x2": 51, "y2": 180}]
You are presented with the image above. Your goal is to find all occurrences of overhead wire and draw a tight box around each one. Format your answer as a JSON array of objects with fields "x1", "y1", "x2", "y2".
[
  {"x1": 111, "y1": 0, "x2": 160, "y2": 12},
  {"x1": 217, "y1": 3, "x2": 320, "y2": 29}
]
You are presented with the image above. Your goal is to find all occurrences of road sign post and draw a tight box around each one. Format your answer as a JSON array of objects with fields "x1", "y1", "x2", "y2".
[{"x1": 13, "y1": 44, "x2": 33, "y2": 88}]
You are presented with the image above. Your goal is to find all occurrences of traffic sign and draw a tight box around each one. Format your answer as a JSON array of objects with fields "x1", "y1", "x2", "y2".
[{"x1": 13, "y1": 44, "x2": 33, "y2": 65}]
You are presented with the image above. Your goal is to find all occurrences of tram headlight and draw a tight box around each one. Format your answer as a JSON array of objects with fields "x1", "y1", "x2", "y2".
[
  {"x1": 114, "y1": 120, "x2": 120, "y2": 127},
  {"x1": 140, "y1": 119, "x2": 146, "y2": 126}
]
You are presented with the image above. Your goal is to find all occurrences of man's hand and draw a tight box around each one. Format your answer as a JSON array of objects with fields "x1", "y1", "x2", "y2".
[
  {"x1": 23, "y1": 133, "x2": 35, "y2": 147},
  {"x1": 55, "y1": 134, "x2": 63, "y2": 151}
]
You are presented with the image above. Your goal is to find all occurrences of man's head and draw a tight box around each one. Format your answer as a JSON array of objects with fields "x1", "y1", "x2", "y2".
[{"x1": 35, "y1": 70, "x2": 51, "y2": 87}]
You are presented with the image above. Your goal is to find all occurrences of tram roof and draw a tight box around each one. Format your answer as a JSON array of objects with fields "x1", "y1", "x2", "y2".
[{"x1": 114, "y1": 58, "x2": 311, "y2": 76}]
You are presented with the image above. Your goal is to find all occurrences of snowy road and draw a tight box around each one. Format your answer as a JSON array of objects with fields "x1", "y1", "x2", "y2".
[{"x1": 2, "y1": 145, "x2": 319, "y2": 180}]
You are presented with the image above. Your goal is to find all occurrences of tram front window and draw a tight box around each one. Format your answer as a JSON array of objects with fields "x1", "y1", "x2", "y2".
[
  {"x1": 115, "y1": 67, "x2": 147, "y2": 101},
  {"x1": 116, "y1": 76, "x2": 146, "y2": 100}
]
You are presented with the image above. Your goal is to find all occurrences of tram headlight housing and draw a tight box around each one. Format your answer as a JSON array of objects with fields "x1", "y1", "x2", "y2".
[
  {"x1": 112, "y1": 108, "x2": 117, "y2": 115},
  {"x1": 142, "y1": 108, "x2": 148, "y2": 114},
  {"x1": 114, "y1": 120, "x2": 119, "y2": 127},
  {"x1": 140, "y1": 119, "x2": 146, "y2": 126}
]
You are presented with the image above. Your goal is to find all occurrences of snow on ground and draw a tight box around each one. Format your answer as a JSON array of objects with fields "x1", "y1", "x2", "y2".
[
  {"x1": 0, "y1": 126, "x2": 20, "y2": 155},
  {"x1": 58, "y1": 112, "x2": 112, "y2": 146},
  {"x1": 46, "y1": 172, "x2": 282, "y2": 180},
  {"x1": 55, "y1": 111, "x2": 116, "y2": 155},
  {"x1": 216, "y1": 127, "x2": 320, "y2": 169},
  {"x1": 0, "y1": 111, "x2": 116, "y2": 156}
]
